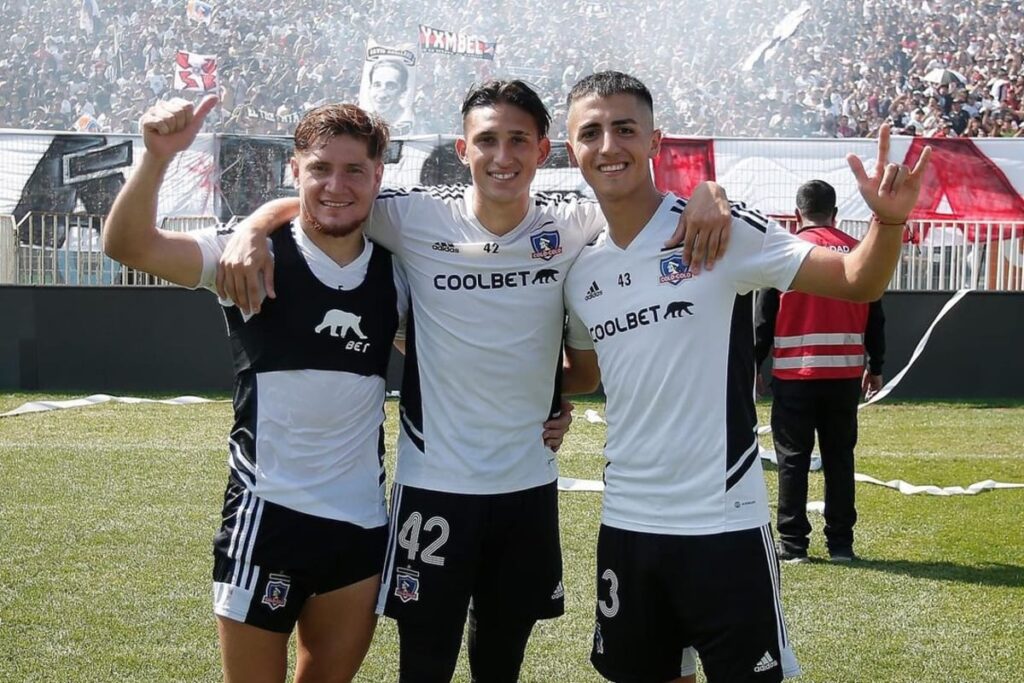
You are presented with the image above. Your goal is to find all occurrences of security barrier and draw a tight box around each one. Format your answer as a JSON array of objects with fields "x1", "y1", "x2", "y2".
[
  {"x1": 773, "y1": 217, "x2": 1024, "y2": 292},
  {"x1": 2, "y1": 212, "x2": 1022, "y2": 291},
  {"x1": 6, "y1": 213, "x2": 219, "y2": 287}
]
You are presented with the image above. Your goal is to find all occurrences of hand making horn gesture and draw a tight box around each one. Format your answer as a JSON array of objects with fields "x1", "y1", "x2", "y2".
[
  {"x1": 846, "y1": 123, "x2": 931, "y2": 225},
  {"x1": 139, "y1": 94, "x2": 219, "y2": 161}
]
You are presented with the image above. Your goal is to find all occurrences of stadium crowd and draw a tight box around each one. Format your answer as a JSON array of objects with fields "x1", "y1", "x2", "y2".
[{"x1": 2, "y1": 0, "x2": 1023, "y2": 139}]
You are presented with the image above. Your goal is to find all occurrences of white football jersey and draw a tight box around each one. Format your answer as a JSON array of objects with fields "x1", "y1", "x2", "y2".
[
  {"x1": 564, "y1": 194, "x2": 814, "y2": 535},
  {"x1": 192, "y1": 223, "x2": 408, "y2": 525},
  {"x1": 367, "y1": 186, "x2": 605, "y2": 494}
]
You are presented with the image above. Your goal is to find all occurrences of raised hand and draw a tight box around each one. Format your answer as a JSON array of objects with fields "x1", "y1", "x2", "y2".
[
  {"x1": 140, "y1": 95, "x2": 219, "y2": 161},
  {"x1": 846, "y1": 124, "x2": 931, "y2": 224}
]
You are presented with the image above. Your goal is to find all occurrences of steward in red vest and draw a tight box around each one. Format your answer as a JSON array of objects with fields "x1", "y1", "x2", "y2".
[{"x1": 753, "y1": 179, "x2": 885, "y2": 564}]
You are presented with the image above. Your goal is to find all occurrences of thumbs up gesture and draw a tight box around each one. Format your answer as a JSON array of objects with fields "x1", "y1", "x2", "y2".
[{"x1": 139, "y1": 95, "x2": 218, "y2": 161}]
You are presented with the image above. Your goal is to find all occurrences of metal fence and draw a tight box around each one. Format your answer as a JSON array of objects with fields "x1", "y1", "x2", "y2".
[
  {"x1": 0, "y1": 215, "x2": 16, "y2": 284},
  {"x1": 1, "y1": 212, "x2": 1022, "y2": 291},
  {"x1": 6, "y1": 213, "x2": 220, "y2": 286},
  {"x1": 773, "y1": 217, "x2": 1024, "y2": 292}
]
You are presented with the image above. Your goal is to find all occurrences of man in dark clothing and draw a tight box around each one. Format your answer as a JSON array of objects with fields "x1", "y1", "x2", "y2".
[
  {"x1": 754, "y1": 180, "x2": 886, "y2": 564},
  {"x1": 949, "y1": 98, "x2": 970, "y2": 135}
]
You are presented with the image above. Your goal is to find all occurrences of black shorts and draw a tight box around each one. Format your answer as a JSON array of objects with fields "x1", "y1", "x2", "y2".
[
  {"x1": 591, "y1": 524, "x2": 800, "y2": 683},
  {"x1": 377, "y1": 481, "x2": 564, "y2": 626},
  {"x1": 212, "y1": 480, "x2": 387, "y2": 634}
]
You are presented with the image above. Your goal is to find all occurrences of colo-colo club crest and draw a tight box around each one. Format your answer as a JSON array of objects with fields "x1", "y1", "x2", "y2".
[
  {"x1": 394, "y1": 567, "x2": 421, "y2": 603},
  {"x1": 659, "y1": 253, "x2": 693, "y2": 285},
  {"x1": 531, "y1": 230, "x2": 563, "y2": 261},
  {"x1": 261, "y1": 573, "x2": 291, "y2": 610}
]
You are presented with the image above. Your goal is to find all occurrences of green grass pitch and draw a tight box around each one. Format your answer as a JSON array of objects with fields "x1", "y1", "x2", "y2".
[{"x1": 1, "y1": 394, "x2": 1022, "y2": 682}]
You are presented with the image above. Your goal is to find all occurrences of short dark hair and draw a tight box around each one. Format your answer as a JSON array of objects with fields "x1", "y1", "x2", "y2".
[
  {"x1": 369, "y1": 59, "x2": 409, "y2": 91},
  {"x1": 293, "y1": 103, "x2": 390, "y2": 160},
  {"x1": 566, "y1": 71, "x2": 654, "y2": 116},
  {"x1": 796, "y1": 180, "x2": 837, "y2": 223},
  {"x1": 461, "y1": 80, "x2": 551, "y2": 138}
]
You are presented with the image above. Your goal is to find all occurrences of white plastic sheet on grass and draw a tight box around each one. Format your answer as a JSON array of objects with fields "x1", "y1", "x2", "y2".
[{"x1": 0, "y1": 393, "x2": 225, "y2": 418}]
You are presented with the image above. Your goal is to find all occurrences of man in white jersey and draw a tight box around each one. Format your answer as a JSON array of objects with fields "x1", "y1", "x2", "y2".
[
  {"x1": 560, "y1": 72, "x2": 930, "y2": 683},
  {"x1": 216, "y1": 80, "x2": 732, "y2": 682},
  {"x1": 103, "y1": 97, "x2": 408, "y2": 682}
]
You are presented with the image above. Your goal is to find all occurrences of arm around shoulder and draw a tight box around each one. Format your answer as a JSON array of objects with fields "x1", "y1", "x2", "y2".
[
  {"x1": 216, "y1": 197, "x2": 300, "y2": 312},
  {"x1": 563, "y1": 345, "x2": 601, "y2": 395}
]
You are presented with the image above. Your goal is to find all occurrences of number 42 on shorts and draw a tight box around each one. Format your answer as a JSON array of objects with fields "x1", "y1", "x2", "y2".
[{"x1": 398, "y1": 512, "x2": 450, "y2": 566}]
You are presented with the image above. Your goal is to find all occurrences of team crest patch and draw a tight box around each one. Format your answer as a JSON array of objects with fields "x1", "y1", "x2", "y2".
[
  {"x1": 658, "y1": 253, "x2": 693, "y2": 285},
  {"x1": 261, "y1": 573, "x2": 291, "y2": 611},
  {"x1": 395, "y1": 567, "x2": 421, "y2": 603},
  {"x1": 530, "y1": 230, "x2": 563, "y2": 261}
]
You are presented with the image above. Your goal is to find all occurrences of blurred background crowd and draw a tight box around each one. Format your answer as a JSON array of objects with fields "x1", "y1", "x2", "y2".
[{"x1": 2, "y1": 0, "x2": 1023, "y2": 139}]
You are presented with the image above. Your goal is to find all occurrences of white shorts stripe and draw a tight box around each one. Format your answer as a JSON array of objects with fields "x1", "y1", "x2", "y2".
[
  {"x1": 759, "y1": 524, "x2": 785, "y2": 645},
  {"x1": 376, "y1": 484, "x2": 404, "y2": 615},
  {"x1": 226, "y1": 489, "x2": 253, "y2": 561},
  {"x1": 238, "y1": 497, "x2": 265, "y2": 589},
  {"x1": 760, "y1": 525, "x2": 802, "y2": 677}
]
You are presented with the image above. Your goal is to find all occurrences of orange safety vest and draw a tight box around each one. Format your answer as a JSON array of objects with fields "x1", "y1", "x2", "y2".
[{"x1": 772, "y1": 226, "x2": 868, "y2": 381}]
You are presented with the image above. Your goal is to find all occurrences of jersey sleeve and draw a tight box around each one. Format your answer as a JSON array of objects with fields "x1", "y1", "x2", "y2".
[
  {"x1": 191, "y1": 226, "x2": 272, "y2": 312},
  {"x1": 728, "y1": 204, "x2": 814, "y2": 295},
  {"x1": 366, "y1": 187, "x2": 427, "y2": 252},
  {"x1": 190, "y1": 226, "x2": 233, "y2": 292},
  {"x1": 568, "y1": 198, "x2": 607, "y2": 242},
  {"x1": 547, "y1": 194, "x2": 606, "y2": 242}
]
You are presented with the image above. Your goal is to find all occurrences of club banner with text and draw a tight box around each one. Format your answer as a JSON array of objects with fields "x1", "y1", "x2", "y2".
[{"x1": 418, "y1": 24, "x2": 497, "y2": 60}]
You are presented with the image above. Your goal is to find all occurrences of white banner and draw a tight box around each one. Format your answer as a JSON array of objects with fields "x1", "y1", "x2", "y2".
[
  {"x1": 0, "y1": 131, "x2": 217, "y2": 221},
  {"x1": 358, "y1": 39, "x2": 418, "y2": 136},
  {"x1": 0, "y1": 133, "x2": 1022, "y2": 222},
  {"x1": 173, "y1": 50, "x2": 218, "y2": 92},
  {"x1": 713, "y1": 137, "x2": 1024, "y2": 220}
]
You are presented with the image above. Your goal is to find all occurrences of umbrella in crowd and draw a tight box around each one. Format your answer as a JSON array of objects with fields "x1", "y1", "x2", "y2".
[{"x1": 923, "y1": 68, "x2": 968, "y2": 86}]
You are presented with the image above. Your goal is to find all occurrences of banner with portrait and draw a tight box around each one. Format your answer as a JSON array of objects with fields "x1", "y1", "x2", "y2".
[{"x1": 358, "y1": 39, "x2": 418, "y2": 136}]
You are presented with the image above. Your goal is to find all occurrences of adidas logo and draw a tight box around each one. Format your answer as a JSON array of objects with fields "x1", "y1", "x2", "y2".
[
  {"x1": 551, "y1": 581, "x2": 564, "y2": 600},
  {"x1": 753, "y1": 651, "x2": 778, "y2": 673},
  {"x1": 584, "y1": 280, "x2": 603, "y2": 301},
  {"x1": 431, "y1": 241, "x2": 460, "y2": 253}
]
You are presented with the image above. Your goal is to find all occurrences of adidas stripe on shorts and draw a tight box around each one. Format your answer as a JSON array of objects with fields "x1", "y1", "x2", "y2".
[
  {"x1": 212, "y1": 478, "x2": 387, "y2": 633},
  {"x1": 591, "y1": 523, "x2": 800, "y2": 683}
]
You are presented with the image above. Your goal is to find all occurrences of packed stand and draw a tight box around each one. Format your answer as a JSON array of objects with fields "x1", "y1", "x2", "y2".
[{"x1": 1, "y1": 0, "x2": 1022, "y2": 138}]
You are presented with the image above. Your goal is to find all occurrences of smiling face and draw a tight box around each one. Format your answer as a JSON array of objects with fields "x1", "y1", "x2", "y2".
[
  {"x1": 566, "y1": 92, "x2": 661, "y2": 203},
  {"x1": 369, "y1": 62, "x2": 406, "y2": 115},
  {"x1": 290, "y1": 134, "x2": 383, "y2": 238},
  {"x1": 456, "y1": 102, "x2": 550, "y2": 209}
]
